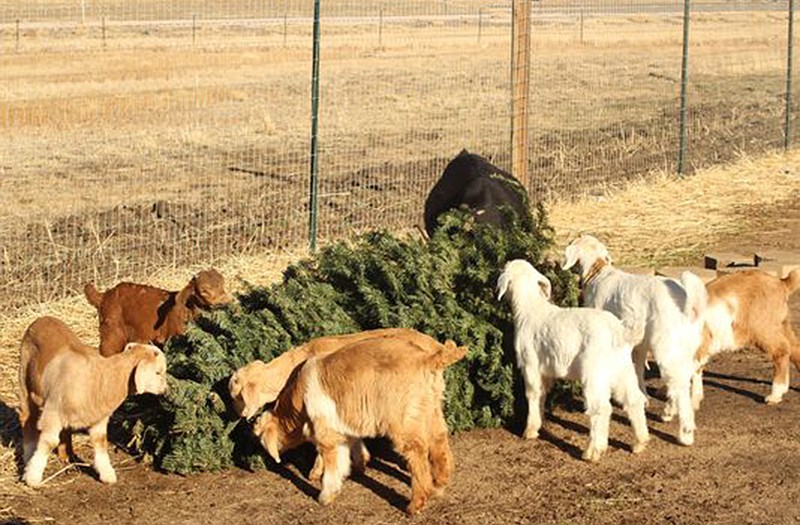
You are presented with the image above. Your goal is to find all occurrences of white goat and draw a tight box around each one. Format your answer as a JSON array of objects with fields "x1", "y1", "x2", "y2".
[
  {"x1": 563, "y1": 234, "x2": 707, "y2": 445},
  {"x1": 497, "y1": 259, "x2": 649, "y2": 462},
  {"x1": 18, "y1": 316, "x2": 168, "y2": 487}
]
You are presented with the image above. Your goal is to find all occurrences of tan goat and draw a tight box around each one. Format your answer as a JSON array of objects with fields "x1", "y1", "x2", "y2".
[
  {"x1": 284, "y1": 337, "x2": 465, "y2": 514},
  {"x1": 229, "y1": 327, "x2": 438, "y2": 419},
  {"x1": 18, "y1": 316, "x2": 168, "y2": 487},
  {"x1": 85, "y1": 269, "x2": 232, "y2": 357},
  {"x1": 693, "y1": 269, "x2": 800, "y2": 407}
]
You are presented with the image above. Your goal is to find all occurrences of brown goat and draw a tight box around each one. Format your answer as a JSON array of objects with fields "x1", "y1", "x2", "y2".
[
  {"x1": 18, "y1": 316, "x2": 167, "y2": 487},
  {"x1": 85, "y1": 269, "x2": 232, "y2": 356},
  {"x1": 693, "y1": 269, "x2": 800, "y2": 407},
  {"x1": 272, "y1": 336, "x2": 465, "y2": 514},
  {"x1": 230, "y1": 327, "x2": 439, "y2": 419}
]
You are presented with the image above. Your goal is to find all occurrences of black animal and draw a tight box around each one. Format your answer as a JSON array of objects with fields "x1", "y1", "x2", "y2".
[{"x1": 423, "y1": 150, "x2": 531, "y2": 236}]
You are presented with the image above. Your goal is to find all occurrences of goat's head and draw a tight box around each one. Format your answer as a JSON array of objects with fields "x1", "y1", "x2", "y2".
[
  {"x1": 563, "y1": 234, "x2": 612, "y2": 277},
  {"x1": 228, "y1": 361, "x2": 276, "y2": 419},
  {"x1": 190, "y1": 269, "x2": 233, "y2": 308},
  {"x1": 127, "y1": 343, "x2": 168, "y2": 395},
  {"x1": 253, "y1": 410, "x2": 306, "y2": 464},
  {"x1": 497, "y1": 259, "x2": 551, "y2": 302}
]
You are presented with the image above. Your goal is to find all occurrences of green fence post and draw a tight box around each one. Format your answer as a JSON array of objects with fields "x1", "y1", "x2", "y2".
[
  {"x1": 677, "y1": 0, "x2": 691, "y2": 175},
  {"x1": 785, "y1": 0, "x2": 795, "y2": 150},
  {"x1": 308, "y1": 0, "x2": 322, "y2": 252}
]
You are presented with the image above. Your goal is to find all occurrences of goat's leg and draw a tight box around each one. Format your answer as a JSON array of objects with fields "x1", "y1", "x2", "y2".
[
  {"x1": 350, "y1": 438, "x2": 370, "y2": 474},
  {"x1": 428, "y1": 409, "x2": 454, "y2": 492},
  {"x1": 89, "y1": 417, "x2": 116, "y2": 484},
  {"x1": 522, "y1": 367, "x2": 543, "y2": 439},
  {"x1": 317, "y1": 433, "x2": 350, "y2": 506},
  {"x1": 582, "y1": 377, "x2": 612, "y2": 462},
  {"x1": 765, "y1": 342, "x2": 791, "y2": 405},
  {"x1": 23, "y1": 412, "x2": 61, "y2": 488},
  {"x1": 663, "y1": 367, "x2": 695, "y2": 445},
  {"x1": 57, "y1": 429, "x2": 75, "y2": 463},
  {"x1": 396, "y1": 434, "x2": 434, "y2": 515},
  {"x1": 691, "y1": 366, "x2": 705, "y2": 412},
  {"x1": 308, "y1": 453, "x2": 324, "y2": 482},
  {"x1": 784, "y1": 321, "x2": 800, "y2": 372},
  {"x1": 632, "y1": 345, "x2": 649, "y2": 395},
  {"x1": 21, "y1": 407, "x2": 40, "y2": 465},
  {"x1": 613, "y1": 367, "x2": 650, "y2": 454}
]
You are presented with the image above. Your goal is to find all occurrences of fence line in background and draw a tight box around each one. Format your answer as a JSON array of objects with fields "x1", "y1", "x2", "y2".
[{"x1": 0, "y1": 1, "x2": 797, "y2": 310}]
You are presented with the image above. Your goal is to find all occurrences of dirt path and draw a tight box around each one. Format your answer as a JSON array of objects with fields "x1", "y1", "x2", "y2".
[{"x1": 2, "y1": 197, "x2": 800, "y2": 525}]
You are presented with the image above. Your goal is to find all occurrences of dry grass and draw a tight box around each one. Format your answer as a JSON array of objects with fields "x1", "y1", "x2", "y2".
[{"x1": 548, "y1": 149, "x2": 800, "y2": 266}]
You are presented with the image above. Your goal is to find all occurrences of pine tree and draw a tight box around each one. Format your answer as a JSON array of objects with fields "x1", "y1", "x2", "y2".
[{"x1": 114, "y1": 207, "x2": 579, "y2": 474}]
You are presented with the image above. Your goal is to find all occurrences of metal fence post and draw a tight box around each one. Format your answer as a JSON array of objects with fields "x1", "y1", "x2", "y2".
[
  {"x1": 785, "y1": 0, "x2": 795, "y2": 150},
  {"x1": 511, "y1": 0, "x2": 532, "y2": 188},
  {"x1": 677, "y1": 0, "x2": 691, "y2": 175},
  {"x1": 308, "y1": 0, "x2": 322, "y2": 252}
]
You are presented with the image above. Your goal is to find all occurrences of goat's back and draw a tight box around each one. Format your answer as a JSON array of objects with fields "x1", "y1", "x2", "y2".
[
  {"x1": 705, "y1": 270, "x2": 794, "y2": 348},
  {"x1": 18, "y1": 317, "x2": 96, "y2": 419},
  {"x1": 304, "y1": 338, "x2": 451, "y2": 437}
]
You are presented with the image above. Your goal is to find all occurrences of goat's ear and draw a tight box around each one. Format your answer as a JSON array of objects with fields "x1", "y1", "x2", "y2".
[
  {"x1": 497, "y1": 272, "x2": 509, "y2": 301},
  {"x1": 134, "y1": 360, "x2": 155, "y2": 395},
  {"x1": 257, "y1": 414, "x2": 281, "y2": 463},
  {"x1": 563, "y1": 244, "x2": 579, "y2": 271},
  {"x1": 538, "y1": 279, "x2": 552, "y2": 300}
]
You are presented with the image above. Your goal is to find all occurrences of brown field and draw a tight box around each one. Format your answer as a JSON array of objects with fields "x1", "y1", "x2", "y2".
[{"x1": 0, "y1": 7, "x2": 794, "y2": 310}]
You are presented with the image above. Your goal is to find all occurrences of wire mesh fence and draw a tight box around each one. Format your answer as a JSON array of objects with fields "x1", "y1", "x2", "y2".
[{"x1": 0, "y1": 0, "x2": 796, "y2": 311}]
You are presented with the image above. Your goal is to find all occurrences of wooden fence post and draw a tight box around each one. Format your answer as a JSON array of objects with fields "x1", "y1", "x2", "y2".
[{"x1": 511, "y1": 0, "x2": 532, "y2": 188}]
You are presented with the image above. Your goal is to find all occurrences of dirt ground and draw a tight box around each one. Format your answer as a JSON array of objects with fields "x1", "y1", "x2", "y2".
[{"x1": 2, "y1": 193, "x2": 800, "y2": 525}]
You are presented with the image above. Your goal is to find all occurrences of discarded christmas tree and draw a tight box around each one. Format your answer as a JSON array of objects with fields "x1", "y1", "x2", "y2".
[{"x1": 114, "y1": 207, "x2": 579, "y2": 474}]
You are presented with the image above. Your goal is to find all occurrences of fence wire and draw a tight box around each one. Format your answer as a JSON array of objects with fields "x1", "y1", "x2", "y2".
[{"x1": 0, "y1": 0, "x2": 796, "y2": 311}]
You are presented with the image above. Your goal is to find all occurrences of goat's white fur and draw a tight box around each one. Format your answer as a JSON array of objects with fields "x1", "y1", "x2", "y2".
[
  {"x1": 563, "y1": 234, "x2": 707, "y2": 445},
  {"x1": 497, "y1": 259, "x2": 649, "y2": 461}
]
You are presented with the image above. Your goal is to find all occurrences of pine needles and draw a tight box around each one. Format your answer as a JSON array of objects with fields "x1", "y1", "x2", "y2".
[{"x1": 114, "y1": 207, "x2": 579, "y2": 474}]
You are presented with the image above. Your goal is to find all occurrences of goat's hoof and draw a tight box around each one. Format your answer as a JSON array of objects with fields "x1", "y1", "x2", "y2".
[
  {"x1": 522, "y1": 428, "x2": 539, "y2": 440},
  {"x1": 98, "y1": 471, "x2": 118, "y2": 484},
  {"x1": 660, "y1": 411, "x2": 675, "y2": 423},
  {"x1": 406, "y1": 497, "x2": 428, "y2": 515},
  {"x1": 632, "y1": 440, "x2": 648, "y2": 455},
  {"x1": 318, "y1": 491, "x2": 338, "y2": 507},
  {"x1": 308, "y1": 468, "x2": 323, "y2": 483},
  {"x1": 678, "y1": 430, "x2": 695, "y2": 446},
  {"x1": 23, "y1": 475, "x2": 44, "y2": 489},
  {"x1": 764, "y1": 394, "x2": 783, "y2": 405},
  {"x1": 581, "y1": 447, "x2": 602, "y2": 463}
]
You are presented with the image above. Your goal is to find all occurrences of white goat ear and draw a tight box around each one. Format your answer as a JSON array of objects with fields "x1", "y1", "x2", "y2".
[
  {"x1": 563, "y1": 244, "x2": 579, "y2": 271},
  {"x1": 497, "y1": 273, "x2": 509, "y2": 300},
  {"x1": 538, "y1": 279, "x2": 552, "y2": 300}
]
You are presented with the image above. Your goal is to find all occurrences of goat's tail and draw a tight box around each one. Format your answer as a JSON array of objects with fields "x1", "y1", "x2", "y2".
[
  {"x1": 17, "y1": 334, "x2": 34, "y2": 427},
  {"x1": 679, "y1": 271, "x2": 708, "y2": 324},
  {"x1": 83, "y1": 282, "x2": 103, "y2": 308},
  {"x1": 783, "y1": 268, "x2": 800, "y2": 296},
  {"x1": 426, "y1": 340, "x2": 468, "y2": 369}
]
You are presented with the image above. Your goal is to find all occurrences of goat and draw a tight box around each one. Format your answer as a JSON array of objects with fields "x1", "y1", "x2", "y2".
[
  {"x1": 18, "y1": 316, "x2": 167, "y2": 487},
  {"x1": 285, "y1": 337, "x2": 465, "y2": 514},
  {"x1": 694, "y1": 269, "x2": 800, "y2": 406},
  {"x1": 563, "y1": 234, "x2": 707, "y2": 446},
  {"x1": 84, "y1": 269, "x2": 232, "y2": 356},
  {"x1": 497, "y1": 259, "x2": 649, "y2": 462},
  {"x1": 250, "y1": 328, "x2": 446, "y2": 481},
  {"x1": 229, "y1": 327, "x2": 436, "y2": 420}
]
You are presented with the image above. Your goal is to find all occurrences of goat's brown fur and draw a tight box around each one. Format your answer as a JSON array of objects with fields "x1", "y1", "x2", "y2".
[
  {"x1": 231, "y1": 327, "x2": 439, "y2": 419},
  {"x1": 301, "y1": 337, "x2": 466, "y2": 514},
  {"x1": 694, "y1": 269, "x2": 800, "y2": 406},
  {"x1": 85, "y1": 269, "x2": 232, "y2": 356},
  {"x1": 18, "y1": 316, "x2": 167, "y2": 486}
]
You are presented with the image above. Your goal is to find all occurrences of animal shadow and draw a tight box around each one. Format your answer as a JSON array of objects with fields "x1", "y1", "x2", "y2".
[{"x1": 0, "y1": 399, "x2": 23, "y2": 475}]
